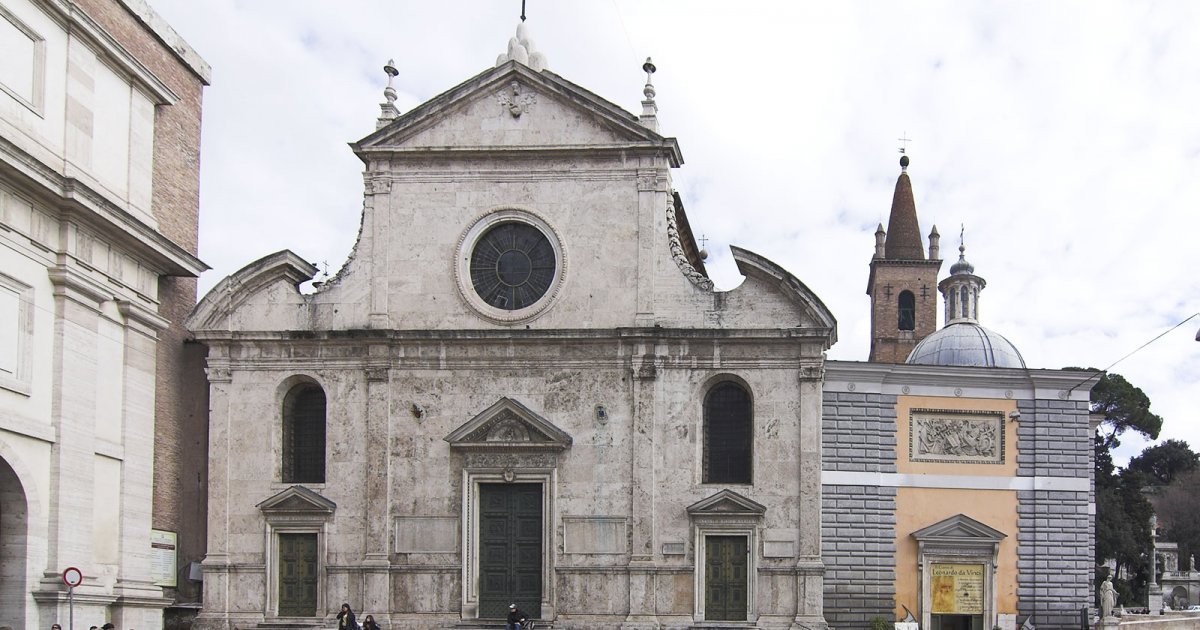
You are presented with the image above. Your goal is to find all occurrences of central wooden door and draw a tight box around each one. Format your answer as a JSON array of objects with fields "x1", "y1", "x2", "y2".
[
  {"x1": 278, "y1": 533, "x2": 318, "y2": 617},
  {"x1": 479, "y1": 483, "x2": 542, "y2": 618},
  {"x1": 705, "y1": 535, "x2": 748, "y2": 621}
]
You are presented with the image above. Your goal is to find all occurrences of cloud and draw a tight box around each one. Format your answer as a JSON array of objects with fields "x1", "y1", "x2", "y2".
[{"x1": 150, "y1": 0, "x2": 1200, "y2": 464}]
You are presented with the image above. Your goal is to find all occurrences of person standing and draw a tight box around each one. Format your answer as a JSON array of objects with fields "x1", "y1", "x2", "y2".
[{"x1": 338, "y1": 603, "x2": 360, "y2": 630}]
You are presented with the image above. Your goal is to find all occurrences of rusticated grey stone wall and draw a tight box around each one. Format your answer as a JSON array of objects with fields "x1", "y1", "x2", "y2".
[
  {"x1": 1016, "y1": 398, "x2": 1094, "y2": 628},
  {"x1": 822, "y1": 391, "x2": 898, "y2": 628}
]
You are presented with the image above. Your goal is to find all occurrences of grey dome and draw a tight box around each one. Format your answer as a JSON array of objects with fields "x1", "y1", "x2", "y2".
[{"x1": 906, "y1": 321, "x2": 1026, "y2": 368}]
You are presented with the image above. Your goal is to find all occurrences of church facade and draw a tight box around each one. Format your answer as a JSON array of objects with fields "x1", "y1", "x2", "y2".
[
  {"x1": 189, "y1": 28, "x2": 834, "y2": 630},
  {"x1": 820, "y1": 164, "x2": 1095, "y2": 630},
  {"x1": 188, "y1": 26, "x2": 1095, "y2": 630}
]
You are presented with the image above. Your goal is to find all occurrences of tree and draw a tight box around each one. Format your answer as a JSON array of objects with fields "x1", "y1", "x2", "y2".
[
  {"x1": 1074, "y1": 369, "x2": 1165, "y2": 602},
  {"x1": 1152, "y1": 468, "x2": 1200, "y2": 573},
  {"x1": 1128, "y1": 439, "x2": 1199, "y2": 485},
  {"x1": 1073, "y1": 369, "x2": 1164, "y2": 449}
]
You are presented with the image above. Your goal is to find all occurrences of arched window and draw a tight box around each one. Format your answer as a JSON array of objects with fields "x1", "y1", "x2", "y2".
[
  {"x1": 282, "y1": 383, "x2": 326, "y2": 483},
  {"x1": 703, "y1": 381, "x2": 752, "y2": 484},
  {"x1": 898, "y1": 290, "x2": 916, "y2": 331},
  {"x1": 960, "y1": 286, "x2": 970, "y2": 319}
]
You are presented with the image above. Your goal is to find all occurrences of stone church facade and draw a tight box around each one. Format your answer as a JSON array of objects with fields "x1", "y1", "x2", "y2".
[
  {"x1": 188, "y1": 26, "x2": 1096, "y2": 630},
  {"x1": 189, "y1": 29, "x2": 835, "y2": 630}
]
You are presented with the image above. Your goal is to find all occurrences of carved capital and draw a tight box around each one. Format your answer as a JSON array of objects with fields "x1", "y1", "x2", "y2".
[
  {"x1": 366, "y1": 178, "x2": 392, "y2": 195},
  {"x1": 206, "y1": 365, "x2": 232, "y2": 383},
  {"x1": 365, "y1": 367, "x2": 389, "y2": 382},
  {"x1": 798, "y1": 364, "x2": 825, "y2": 382}
]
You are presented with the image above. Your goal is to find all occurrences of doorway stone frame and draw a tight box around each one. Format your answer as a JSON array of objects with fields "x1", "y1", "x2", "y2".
[
  {"x1": 687, "y1": 489, "x2": 766, "y2": 623},
  {"x1": 257, "y1": 485, "x2": 336, "y2": 619},
  {"x1": 911, "y1": 514, "x2": 1006, "y2": 630},
  {"x1": 445, "y1": 397, "x2": 572, "y2": 621}
]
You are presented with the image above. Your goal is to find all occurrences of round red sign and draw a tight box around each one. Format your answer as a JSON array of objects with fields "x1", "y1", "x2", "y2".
[{"x1": 62, "y1": 566, "x2": 82, "y2": 587}]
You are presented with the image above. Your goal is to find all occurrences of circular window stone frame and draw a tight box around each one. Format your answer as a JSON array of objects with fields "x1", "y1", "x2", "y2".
[{"x1": 455, "y1": 208, "x2": 566, "y2": 324}]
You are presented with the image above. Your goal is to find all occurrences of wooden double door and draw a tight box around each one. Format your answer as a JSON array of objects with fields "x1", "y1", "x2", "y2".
[
  {"x1": 705, "y1": 535, "x2": 748, "y2": 621},
  {"x1": 278, "y1": 533, "x2": 319, "y2": 617},
  {"x1": 479, "y1": 483, "x2": 543, "y2": 619}
]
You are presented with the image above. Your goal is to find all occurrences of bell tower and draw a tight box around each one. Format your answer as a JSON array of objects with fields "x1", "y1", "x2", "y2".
[{"x1": 867, "y1": 155, "x2": 943, "y2": 362}]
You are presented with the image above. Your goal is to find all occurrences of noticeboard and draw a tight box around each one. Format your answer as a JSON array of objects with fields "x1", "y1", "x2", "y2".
[{"x1": 150, "y1": 529, "x2": 177, "y2": 587}]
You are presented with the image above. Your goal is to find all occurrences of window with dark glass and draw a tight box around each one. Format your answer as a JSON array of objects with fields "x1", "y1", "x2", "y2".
[
  {"x1": 898, "y1": 290, "x2": 916, "y2": 331},
  {"x1": 283, "y1": 383, "x2": 326, "y2": 483},
  {"x1": 703, "y1": 381, "x2": 752, "y2": 484},
  {"x1": 469, "y1": 222, "x2": 556, "y2": 310}
]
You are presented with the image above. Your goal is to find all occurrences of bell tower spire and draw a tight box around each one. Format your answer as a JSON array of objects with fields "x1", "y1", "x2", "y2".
[{"x1": 866, "y1": 153, "x2": 944, "y2": 363}]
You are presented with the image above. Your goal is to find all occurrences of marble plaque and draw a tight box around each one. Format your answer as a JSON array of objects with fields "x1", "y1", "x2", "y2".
[
  {"x1": 564, "y1": 517, "x2": 627, "y2": 554},
  {"x1": 394, "y1": 516, "x2": 458, "y2": 553}
]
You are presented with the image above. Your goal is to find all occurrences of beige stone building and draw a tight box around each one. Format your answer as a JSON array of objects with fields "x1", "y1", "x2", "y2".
[
  {"x1": 0, "y1": 0, "x2": 209, "y2": 627},
  {"x1": 188, "y1": 27, "x2": 835, "y2": 630}
]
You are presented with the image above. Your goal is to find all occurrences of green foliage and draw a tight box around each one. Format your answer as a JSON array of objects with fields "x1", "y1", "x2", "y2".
[
  {"x1": 869, "y1": 616, "x2": 891, "y2": 630},
  {"x1": 1067, "y1": 369, "x2": 1163, "y2": 448},
  {"x1": 1077, "y1": 369, "x2": 1164, "y2": 600},
  {"x1": 1128, "y1": 439, "x2": 1199, "y2": 485},
  {"x1": 1153, "y1": 468, "x2": 1200, "y2": 568}
]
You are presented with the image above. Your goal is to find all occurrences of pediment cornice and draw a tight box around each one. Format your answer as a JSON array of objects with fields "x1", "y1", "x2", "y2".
[{"x1": 444, "y1": 397, "x2": 572, "y2": 452}]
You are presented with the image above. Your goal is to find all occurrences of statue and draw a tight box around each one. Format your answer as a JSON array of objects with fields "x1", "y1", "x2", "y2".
[{"x1": 1101, "y1": 576, "x2": 1117, "y2": 619}]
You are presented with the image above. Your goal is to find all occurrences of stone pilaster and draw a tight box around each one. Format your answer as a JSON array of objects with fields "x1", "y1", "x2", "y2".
[
  {"x1": 795, "y1": 363, "x2": 828, "y2": 629},
  {"x1": 624, "y1": 349, "x2": 660, "y2": 629},
  {"x1": 362, "y1": 351, "x2": 391, "y2": 617}
]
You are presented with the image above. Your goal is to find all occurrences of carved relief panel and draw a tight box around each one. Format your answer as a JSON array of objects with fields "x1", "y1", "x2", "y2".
[{"x1": 909, "y1": 409, "x2": 1005, "y2": 464}]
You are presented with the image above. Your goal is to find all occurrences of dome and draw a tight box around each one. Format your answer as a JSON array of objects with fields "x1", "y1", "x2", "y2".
[{"x1": 905, "y1": 321, "x2": 1026, "y2": 368}]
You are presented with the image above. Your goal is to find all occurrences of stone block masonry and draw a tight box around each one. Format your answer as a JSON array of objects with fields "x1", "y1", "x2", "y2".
[
  {"x1": 822, "y1": 391, "x2": 898, "y2": 473},
  {"x1": 822, "y1": 485, "x2": 898, "y2": 629}
]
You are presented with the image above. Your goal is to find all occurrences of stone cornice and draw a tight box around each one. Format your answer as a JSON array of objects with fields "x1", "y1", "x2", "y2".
[
  {"x1": 0, "y1": 137, "x2": 207, "y2": 276},
  {"x1": 823, "y1": 360, "x2": 1095, "y2": 402},
  {"x1": 191, "y1": 326, "x2": 835, "y2": 344}
]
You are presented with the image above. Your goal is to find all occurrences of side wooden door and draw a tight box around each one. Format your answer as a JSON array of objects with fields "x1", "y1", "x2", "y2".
[
  {"x1": 278, "y1": 533, "x2": 318, "y2": 616},
  {"x1": 705, "y1": 535, "x2": 748, "y2": 621}
]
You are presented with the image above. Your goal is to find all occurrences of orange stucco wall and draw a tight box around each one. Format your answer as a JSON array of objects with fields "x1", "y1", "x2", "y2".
[{"x1": 893, "y1": 395, "x2": 1020, "y2": 619}]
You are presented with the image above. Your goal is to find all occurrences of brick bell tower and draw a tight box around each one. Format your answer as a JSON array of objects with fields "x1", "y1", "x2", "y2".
[{"x1": 867, "y1": 154, "x2": 943, "y2": 362}]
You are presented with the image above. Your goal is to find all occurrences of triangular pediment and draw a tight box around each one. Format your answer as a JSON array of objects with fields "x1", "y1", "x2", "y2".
[
  {"x1": 912, "y1": 513, "x2": 1006, "y2": 543},
  {"x1": 686, "y1": 489, "x2": 767, "y2": 517},
  {"x1": 352, "y1": 62, "x2": 681, "y2": 166},
  {"x1": 257, "y1": 485, "x2": 336, "y2": 515},
  {"x1": 444, "y1": 397, "x2": 572, "y2": 451}
]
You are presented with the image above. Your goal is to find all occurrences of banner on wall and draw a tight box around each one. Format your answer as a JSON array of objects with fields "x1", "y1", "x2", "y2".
[{"x1": 931, "y1": 563, "x2": 984, "y2": 614}]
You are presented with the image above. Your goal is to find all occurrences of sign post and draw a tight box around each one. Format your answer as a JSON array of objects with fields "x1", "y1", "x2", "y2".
[{"x1": 62, "y1": 567, "x2": 82, "y2": 630}]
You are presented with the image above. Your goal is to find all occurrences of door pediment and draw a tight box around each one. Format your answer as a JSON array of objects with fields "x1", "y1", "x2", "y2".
[
  {"x1": 687, "y1": 489, "x2": 767, "y2": 519},
  {"x1": 444, "y1": 397, "x2": 572, "y2": 451},
  {"x1": 911, "y1": 513, "x2": 1006, "y2": 545},
  {"x1": 257, "y1": 485, "x2": 336, "y2": 525}
]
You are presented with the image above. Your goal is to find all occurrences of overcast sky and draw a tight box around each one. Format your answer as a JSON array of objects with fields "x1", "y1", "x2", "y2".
[{"x1": 148, "y1": 1, "x2": 1199, "y2": 465}]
